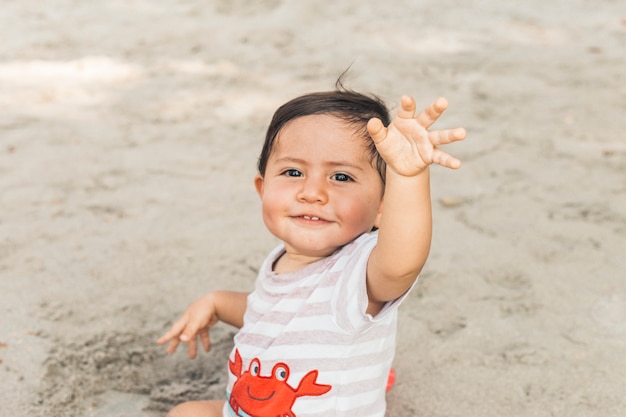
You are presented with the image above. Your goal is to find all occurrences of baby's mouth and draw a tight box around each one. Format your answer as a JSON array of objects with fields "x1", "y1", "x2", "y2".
[{"x1": 293, "y1": 214, "x2": 329, "y2": 224}]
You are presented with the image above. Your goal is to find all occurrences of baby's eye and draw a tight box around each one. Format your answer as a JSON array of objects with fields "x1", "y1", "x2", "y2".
[
  {"x1": 332, "y1": 173, "x2": 352, "y2": 182},
  {"x1": 283, "y1": 169, "x2": 303, "y2": 177}
]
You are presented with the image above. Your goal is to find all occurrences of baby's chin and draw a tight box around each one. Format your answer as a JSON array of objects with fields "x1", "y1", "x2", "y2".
[{"x1": 286, "y1": 238, "x2": 359, "y2": 258}]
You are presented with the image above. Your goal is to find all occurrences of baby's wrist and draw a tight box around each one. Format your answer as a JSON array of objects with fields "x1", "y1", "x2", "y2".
[{"x1": 386, "y1": 165, "x2": 429, "y2": 180}]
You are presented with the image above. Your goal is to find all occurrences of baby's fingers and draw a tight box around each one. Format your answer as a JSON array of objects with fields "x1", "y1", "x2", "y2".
[
  {"x1": 156, "y1": 315, "x2": 188, "y2": 345},
  {"x1": 183, "y1": 329, "x2": 211, "y2": 359},
  {"x1": 429, "y1": 128, "x2": 465, "y2": 169},
  {"x1": 432, "y1": 148, "x2": 462, "y2": 169},
  {"x1": 179, "y1": 319, "x2": 209, "y2": 359},
  {"x1": 187, "y1": 335, "x2": 199, "y2": 359},
  {"x1": 199, "y1": 329, "x2": 212, "y2": 353},
  {"x1": 429, "y1": 127, "x2": 466, "y2": 146},
  {"x1": 165, "y1": 338, "x2": 181, "y2": 355},
  {"x1": 416, "y1": 97, "x2": 448, "y2": 129},
  {"x1": 397, "y1": 95, "x2": 418, "y2": 119},
  {"x1": 367, "y1": 117, "x2": 387, "y2": 144}
]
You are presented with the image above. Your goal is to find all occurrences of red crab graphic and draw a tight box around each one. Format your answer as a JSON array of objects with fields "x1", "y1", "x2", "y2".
[{"x1": 228, "y1": 349, "x2": 332, "y2": 417}]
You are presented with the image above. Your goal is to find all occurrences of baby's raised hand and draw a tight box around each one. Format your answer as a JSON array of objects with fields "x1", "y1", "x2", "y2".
[{"x1": 367, "y1": 96, "x2": 466, "y2": 176}]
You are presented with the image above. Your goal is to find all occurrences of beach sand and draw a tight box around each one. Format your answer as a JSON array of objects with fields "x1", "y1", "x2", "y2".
[{"x1": 1, "y1": 1, "x2": 625, "y2": 416}]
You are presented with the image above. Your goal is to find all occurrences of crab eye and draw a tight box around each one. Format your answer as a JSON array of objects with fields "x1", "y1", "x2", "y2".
[
  {"x1": 250, "y1": 359, "x2": 261, "y2": 376},
  {"x1": 273, "y1": 365, "x2": 288, "y2": 381}
]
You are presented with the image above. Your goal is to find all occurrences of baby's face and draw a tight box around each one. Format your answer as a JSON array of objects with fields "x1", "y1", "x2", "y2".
[{"x1": 254, "y1": 114, "x2": 384, "y2": 260}]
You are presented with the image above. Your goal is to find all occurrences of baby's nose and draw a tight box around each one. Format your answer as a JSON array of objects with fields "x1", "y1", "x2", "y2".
[{"x1": 297, "y1": 176, "x2": 328, "y2": 203}]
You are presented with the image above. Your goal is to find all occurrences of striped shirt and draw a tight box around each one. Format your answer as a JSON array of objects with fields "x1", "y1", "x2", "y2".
[{"x1": 223, "y1": 233, "x2": 414, "y2": 417}]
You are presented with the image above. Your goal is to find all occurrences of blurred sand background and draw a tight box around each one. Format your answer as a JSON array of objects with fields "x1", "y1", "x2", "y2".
[{"x1": 1, "y1": 1, "x2": 625, "y2": 416}]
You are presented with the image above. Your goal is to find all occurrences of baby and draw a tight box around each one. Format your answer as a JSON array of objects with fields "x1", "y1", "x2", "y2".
[{"x1": 158, "y1": 85, "x2": 466, "y2": 417}]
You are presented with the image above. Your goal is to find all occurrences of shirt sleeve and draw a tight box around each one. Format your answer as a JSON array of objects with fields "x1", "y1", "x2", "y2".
[{"x1": 330, "y1": 233, "x2": 416, "y2": 333}]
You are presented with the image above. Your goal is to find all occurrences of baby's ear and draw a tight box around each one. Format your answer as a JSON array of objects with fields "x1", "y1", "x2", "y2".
[
  {"x1": 254, "y1": 174, "x2": 265, "y2": 198},
  {"x1": 373, "y1": 198, "x2": 384, "y2": 229}
]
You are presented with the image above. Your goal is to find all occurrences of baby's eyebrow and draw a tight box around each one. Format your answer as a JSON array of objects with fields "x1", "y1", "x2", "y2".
[
  {"x1": 274, "y1": 157, "x2": 306, "y2": 165},
  {"x1": 326, "y1": 161, "x2": 365, "y2": 172}
]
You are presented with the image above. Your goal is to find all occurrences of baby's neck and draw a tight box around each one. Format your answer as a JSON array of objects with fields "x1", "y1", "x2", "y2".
[{"x1": 272, "y1": 251, "x2": 327, "y2": 274}]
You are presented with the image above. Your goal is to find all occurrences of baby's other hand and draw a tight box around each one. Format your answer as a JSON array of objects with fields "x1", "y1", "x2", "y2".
[
  {"x1": 157, "y1": 293, "x2": 219, "y2": 359},
  {"x1": 367, "y1": 96, "x2": 466, "y2": 176}
]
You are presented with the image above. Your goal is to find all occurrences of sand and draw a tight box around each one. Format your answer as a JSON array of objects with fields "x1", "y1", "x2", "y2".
[{"x1": 1, "y1": 1, "x2": 625, "y2": 416}]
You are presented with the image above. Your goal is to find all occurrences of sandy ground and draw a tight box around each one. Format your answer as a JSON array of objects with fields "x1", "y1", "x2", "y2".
[{"x1": 1, "y1": 1, "x2": 625, "y2": 416}]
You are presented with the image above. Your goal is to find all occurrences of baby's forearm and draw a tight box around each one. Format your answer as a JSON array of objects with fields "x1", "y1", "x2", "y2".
[
  {"x1": 380, "y1": 167, "x2": 432, "y2": 269},
  {"x1": 368, "y1": 168, "x2": 432, "y2": 301},
  {"x1": 211, "y1": 290, "x2": 248, "y2": 329}
]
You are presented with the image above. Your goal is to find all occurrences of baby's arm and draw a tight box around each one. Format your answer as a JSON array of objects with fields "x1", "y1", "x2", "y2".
[
  {"x1": 157, "y1": 291, "x2": 248, "y2": 358},
  {"x1": 366, "y1": 96, "x2": 465, "y2": 313}
]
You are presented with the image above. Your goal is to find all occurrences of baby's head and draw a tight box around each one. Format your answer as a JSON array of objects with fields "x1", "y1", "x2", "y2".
[{"x1": 257, "y1": 87, "x2": 390, "y2": 183}]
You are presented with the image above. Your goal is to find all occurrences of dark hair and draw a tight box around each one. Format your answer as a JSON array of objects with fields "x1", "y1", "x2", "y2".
[{"x1": 257, "y1": 81, "x2": 390, "y2": 183}]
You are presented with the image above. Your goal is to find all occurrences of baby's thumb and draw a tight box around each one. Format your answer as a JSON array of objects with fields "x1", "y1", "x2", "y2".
[
  {"x1": 367, "y1": 118, "x2": 386, "y2": 144},
  {"x1": 157, "y1": 318, "x2": 186, "y2": 344},
  {"x1": 179, "y1": 322, "x2": 199, "y2": 342}
]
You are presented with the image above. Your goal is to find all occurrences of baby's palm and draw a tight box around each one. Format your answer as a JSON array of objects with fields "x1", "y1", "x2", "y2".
[{"x1": 368, "y1": 96, "x2": 465, "y2": 176}]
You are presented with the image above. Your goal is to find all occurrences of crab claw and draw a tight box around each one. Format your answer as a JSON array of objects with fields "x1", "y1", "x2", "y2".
[
  {"x1": 296, "y1": 370, "x2": 332, "y2": 397},
  {"x1": 229, "y1": 349, "x2": 243, "y2": 377}
]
